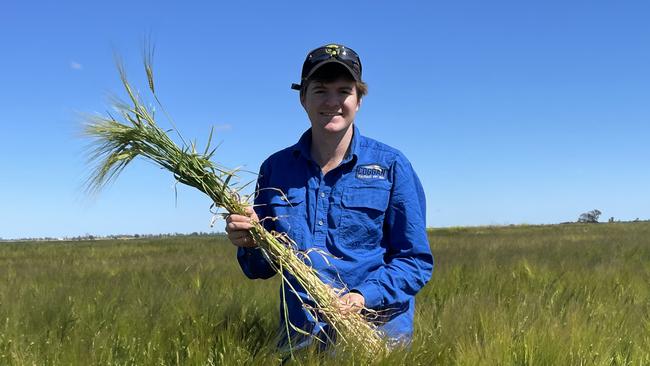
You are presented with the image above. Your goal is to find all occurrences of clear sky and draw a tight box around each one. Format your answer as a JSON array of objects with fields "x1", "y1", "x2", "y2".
[{"x1": 1, "y1": 1, "x2": 649, "y2": 239}]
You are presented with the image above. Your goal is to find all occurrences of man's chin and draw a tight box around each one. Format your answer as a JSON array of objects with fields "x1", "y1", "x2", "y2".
[
  {"x1": 310, "y1": 117, "x2": 352, "y2": 134},
  {"x1": 321, "y1": 123, "x2": 351, "y2": 135}
]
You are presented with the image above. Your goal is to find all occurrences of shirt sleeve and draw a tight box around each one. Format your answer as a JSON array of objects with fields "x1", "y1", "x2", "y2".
[
  {"x1": 237, "y1": 159, "x2": 277, "y2": 280},
  {"x1": 352, "y1": 154, "x2": 434, "y2": 309}
]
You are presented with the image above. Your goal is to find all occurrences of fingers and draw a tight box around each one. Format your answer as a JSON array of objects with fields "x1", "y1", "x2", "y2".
[
  {"x1": 338, "y1": 293, "x2": 365, "y2": 315},
  {"x1": 225, "y1": 214, "x2": 255, "y2": 232},
  {"x1": 227, "y1": 230, "x2": 257, "y2": 248},
  {"x1": 243, "y1": 206, "x2": 260, "y2": 222},
  {"x1": 339, "y1": 301, "x2": 358, "y2": 315},
  {"x1": 225, "y1": 212, "x2": 257, "y2": 248},
  {"x1": 224, "y1": 207, "x2": 260, "y2": 248}
]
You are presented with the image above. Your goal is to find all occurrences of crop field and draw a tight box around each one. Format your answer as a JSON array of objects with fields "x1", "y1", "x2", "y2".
[{"x1": 1, "y1": 222, "x2": 649, "y2": 365}]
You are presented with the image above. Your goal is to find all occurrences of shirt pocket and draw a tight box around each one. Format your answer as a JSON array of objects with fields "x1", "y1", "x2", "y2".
[
  {"x1": 339, "y1": 186, "x2": 390, "y2": 249},
  {"x1": 267, "y1": 187, "x2": 306, "y2": 247}
]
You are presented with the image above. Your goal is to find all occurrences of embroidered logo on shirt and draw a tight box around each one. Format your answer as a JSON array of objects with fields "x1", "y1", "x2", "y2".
[{"x1": 356, "y1": 164, "x2": 388, "y2": 180}]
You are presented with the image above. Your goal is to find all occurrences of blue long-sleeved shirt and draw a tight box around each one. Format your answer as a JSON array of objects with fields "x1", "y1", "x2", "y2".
[{"x1": 237, "y1": 125, "x2": 433, "y2": 348}]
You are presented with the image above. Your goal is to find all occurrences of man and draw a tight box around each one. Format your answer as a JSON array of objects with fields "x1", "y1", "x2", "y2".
[{"x1": 226, "y1": 44, "x2": 433, "y2": 350}]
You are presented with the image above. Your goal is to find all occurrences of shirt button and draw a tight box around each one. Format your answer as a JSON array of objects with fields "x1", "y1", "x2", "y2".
[
  {"x1": 320, "y1": 192, "x2": 326, "y2": 198},
  {"x1": 318, "y1": 220, "x2": 324, "y2": 226}
]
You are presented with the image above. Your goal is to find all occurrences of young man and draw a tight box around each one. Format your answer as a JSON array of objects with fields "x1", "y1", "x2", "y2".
[{"x1": 226, "y1": 44, "x2": 433, "y2": 350}]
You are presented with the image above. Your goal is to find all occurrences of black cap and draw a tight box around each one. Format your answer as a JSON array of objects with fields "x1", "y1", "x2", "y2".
[{"x1": 291, "y1": 44, "x2": 362, "y2": 90}]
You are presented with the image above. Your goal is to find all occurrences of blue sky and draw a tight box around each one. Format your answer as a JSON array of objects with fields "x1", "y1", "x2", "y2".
[{"x1": 1, "y1": 1, "x2": 649, "y2": 239}]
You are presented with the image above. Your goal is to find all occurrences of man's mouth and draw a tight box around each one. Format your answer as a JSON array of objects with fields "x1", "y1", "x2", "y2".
[{"x1": 320, "y1": 112, "x2": 342, "y2": 116}]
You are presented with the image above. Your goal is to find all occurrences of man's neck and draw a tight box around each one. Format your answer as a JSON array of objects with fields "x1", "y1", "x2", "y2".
[{"x1": 310, "y1": 125, "x2": 354, "y2": 175}]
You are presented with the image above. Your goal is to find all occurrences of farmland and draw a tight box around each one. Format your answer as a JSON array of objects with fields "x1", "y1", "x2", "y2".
[{"x1": 1, "y1": 222, "x2": 649, "y2": 365}]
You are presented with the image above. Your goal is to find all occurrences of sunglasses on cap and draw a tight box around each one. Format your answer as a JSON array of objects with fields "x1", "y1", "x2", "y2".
[{"x1": 291, "y1": 44, "x2": 362, "y2": 90}]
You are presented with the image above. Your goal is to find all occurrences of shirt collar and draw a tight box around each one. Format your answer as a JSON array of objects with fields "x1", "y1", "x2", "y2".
[
  {"x1": 292, "y1": 125, "x2": 360, "y2": 164},
  {"x1": 293, "y1": 128, "x2": 313, "y2": 161},
  {"x1": 344, "y1": 124, "x2": 360, "y2": 164}
]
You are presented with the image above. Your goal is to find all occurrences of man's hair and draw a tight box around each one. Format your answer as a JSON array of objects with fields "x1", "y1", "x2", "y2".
[{"x1": 300, "y1": 63, "x2": 368, "y2": 99}]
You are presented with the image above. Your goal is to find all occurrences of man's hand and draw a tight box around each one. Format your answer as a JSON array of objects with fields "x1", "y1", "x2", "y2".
[
  {"x1": 338, "y1": 291, "x2": 365, "y2": 315},
  {"x1": 225, "y1": 206, "x2": 259, "y2": 248}
]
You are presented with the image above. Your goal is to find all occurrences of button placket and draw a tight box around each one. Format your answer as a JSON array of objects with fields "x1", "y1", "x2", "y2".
[
  {"x1": 313, "y1": 183, "x2": 331, "y2": 247},
  {"x1": 315, "y1": 187, "x2": 326, "y2": 232}
]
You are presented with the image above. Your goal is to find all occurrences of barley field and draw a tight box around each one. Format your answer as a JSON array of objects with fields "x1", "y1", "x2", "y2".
[{"x1": 1, "y1": 222, "x2": 649, "y2": 365}]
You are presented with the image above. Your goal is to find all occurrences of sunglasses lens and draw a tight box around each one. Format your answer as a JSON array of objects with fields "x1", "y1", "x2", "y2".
[
  {"x1": 306, "y1": 47, "x2": 359, "y2": 70},
  {"x1": 307, "y1": 49, "x2": 332, "y2": 65}
]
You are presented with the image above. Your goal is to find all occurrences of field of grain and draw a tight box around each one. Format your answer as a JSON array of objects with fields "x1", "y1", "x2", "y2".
[{"x1": 1, "y1": 222, "x2": 649, "y2": 365}]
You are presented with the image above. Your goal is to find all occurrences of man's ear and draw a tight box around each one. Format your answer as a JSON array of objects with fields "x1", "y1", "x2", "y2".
[{"x1": 356, "y1": 98, "x2": 362, "y2": 111}]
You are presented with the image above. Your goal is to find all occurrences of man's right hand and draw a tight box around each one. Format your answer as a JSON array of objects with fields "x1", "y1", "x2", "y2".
[{"x1": 225, "y1": 206, "x2": 259, "y2": 248}]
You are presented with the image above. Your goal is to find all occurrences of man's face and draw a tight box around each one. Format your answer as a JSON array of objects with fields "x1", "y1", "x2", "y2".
[{"x1": 301, "y1": 78, "x2": 361, "y2": 135}]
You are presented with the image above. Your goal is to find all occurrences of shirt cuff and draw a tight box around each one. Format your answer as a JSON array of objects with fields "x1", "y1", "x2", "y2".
[
  {"x1": 242, "y1": 246, "x2": 262, "y2": 256},
  {"x1": 352, "y1": 281, "x2": 383, "y2": 309}
]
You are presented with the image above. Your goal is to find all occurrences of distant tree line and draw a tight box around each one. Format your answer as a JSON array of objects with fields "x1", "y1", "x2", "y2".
[
  {"x1": 0, "y1": 231, "x2": 226, "y2": 243},
  {"x1": 574, "y1": 209, "x2": 646, "y2": 224},
  {"x1": 578, "y1": 209, "x2": 602, "y2": 223}
]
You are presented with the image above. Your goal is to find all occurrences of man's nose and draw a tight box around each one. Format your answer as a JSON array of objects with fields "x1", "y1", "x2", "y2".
[{"x1": 323, "y1": 92, "x2": 340, "y2": 107}]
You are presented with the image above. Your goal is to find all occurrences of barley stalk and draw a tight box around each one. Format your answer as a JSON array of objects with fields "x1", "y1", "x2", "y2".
[{"x1": 83, "y1": 53, "x2": 386, "y2": 357}]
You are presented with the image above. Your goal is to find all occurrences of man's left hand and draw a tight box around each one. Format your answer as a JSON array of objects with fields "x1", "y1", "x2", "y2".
[{"x1": 338, "y1": 291, "x2": 365, "y2": 315}]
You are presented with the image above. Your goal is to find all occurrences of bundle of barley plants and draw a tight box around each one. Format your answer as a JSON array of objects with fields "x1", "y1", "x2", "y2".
[{"x1": 83, "y1": 52, "x2": 386, "y2": 357}]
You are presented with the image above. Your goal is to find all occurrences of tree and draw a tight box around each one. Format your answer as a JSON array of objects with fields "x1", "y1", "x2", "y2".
[{"x1": 578, "y1": 209, "x2": 602, "y2": 223}]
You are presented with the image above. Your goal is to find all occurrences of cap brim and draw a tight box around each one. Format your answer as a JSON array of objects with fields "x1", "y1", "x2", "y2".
[
  {"x1": 291, "y1": 59, "x2": 361, "y2": 91},
  {"x1": 304, "y1": 59, "x2": 360, "y2": 82}
]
